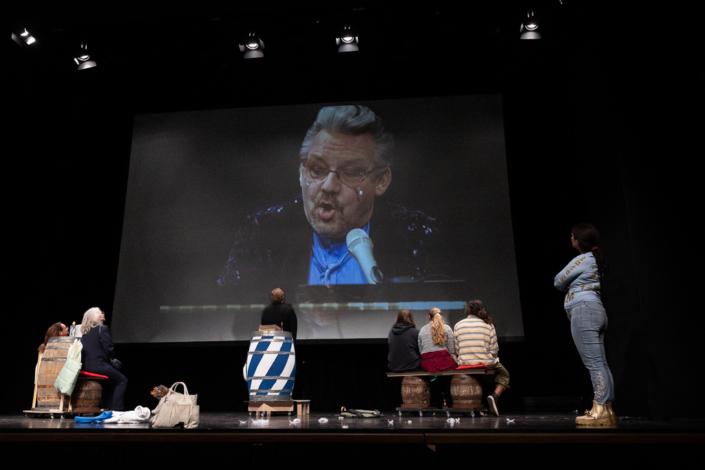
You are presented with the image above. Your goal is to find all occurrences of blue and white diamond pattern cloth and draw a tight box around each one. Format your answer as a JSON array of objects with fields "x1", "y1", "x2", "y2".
[{"x1": 245, "y1": 333, "x2": 296, "y2": 400}]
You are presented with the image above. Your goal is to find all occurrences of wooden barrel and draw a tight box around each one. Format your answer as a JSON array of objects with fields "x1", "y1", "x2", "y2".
[
  {"x1": 35, "y1": 337, "x2": 75, "y2": 409},
  {"x1": 450, "y1": 374, "x2": 483, "y2": 409},
  {"x1": 70, "y1": 380, "x2": 103, "y2": 414},
  {"x1": 245, "y1": 330, "x2": 296, "y2": 402},
  {"x1": 401, "y1": 376, "x2": 430, "y2": 408}
]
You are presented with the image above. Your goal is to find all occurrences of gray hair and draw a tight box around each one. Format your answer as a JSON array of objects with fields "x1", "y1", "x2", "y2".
[
  {"x1": 80, "y1": 307, "x2": 103, "y2": 335},
  {"x1": 299, "y1": 105, "x2": 394, "y2": 166}
]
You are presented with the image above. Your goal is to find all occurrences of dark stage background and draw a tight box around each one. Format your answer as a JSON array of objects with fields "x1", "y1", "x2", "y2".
[{"x1": 4, "y1": 3, "x2": 700, "y2": 418}]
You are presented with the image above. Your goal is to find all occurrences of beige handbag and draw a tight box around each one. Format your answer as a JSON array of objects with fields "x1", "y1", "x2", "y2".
[{"x1": 150, "y1": 381, "x2": 199, "y2": 428}]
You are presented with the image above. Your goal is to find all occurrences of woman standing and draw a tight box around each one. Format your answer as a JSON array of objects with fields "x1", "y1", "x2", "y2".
[{"x1": 554, "y1": 223, "x2": 616, "y2": 426}]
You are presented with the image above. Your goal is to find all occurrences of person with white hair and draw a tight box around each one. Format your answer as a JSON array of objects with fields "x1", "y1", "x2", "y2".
[{"x1": 80, "y1": 307, "x2": 128, "y2": 411}]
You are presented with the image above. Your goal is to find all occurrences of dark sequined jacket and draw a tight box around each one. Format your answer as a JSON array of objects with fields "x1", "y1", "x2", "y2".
[{"x1": 217, "y1": 197, "x2": 449, "y2": 293}]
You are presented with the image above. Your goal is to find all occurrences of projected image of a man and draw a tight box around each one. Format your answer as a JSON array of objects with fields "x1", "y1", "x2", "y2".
[
  {"x1": 299, "y1": 106, "x2": 392, "y2": 284},
  {"x1": 218, "y1": 104, "x2": 443, "y2": 289},
  {"x1": 114, "y1": 94, "x2": 524, "y2": 342}
]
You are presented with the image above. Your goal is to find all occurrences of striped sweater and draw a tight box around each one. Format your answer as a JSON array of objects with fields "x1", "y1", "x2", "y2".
[{"x1": 453, "y1": 315, "x2": 499, "y2": 366}]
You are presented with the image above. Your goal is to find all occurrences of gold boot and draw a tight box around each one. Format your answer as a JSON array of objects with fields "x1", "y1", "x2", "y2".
[
  {"x1": 575, "y1": 400, "x2": 596, "y2": 425},
  {"x1": 576, "y1": 401, "x2": 614, "y2": 426},
  {"x1": 605, "y1": 401, "x2": 618, "y2": 426}
]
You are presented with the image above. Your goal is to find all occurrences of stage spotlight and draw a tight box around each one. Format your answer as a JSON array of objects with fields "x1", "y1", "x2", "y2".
[
  {"x1": 239, "y1": 32, "x2": 264, "y2": 59},
  {"x1": 11, "y1": 28, "x2": 37, "y2": 47},
  {"x1": 519, "y1": 10, "x2": 541, "y2": 40},
  {"x1": 73, "y1": 42, "x2": 97, "y2": 70},
  {"x1": 336, "y1": 25, "x2": 359, "y2": 53}
]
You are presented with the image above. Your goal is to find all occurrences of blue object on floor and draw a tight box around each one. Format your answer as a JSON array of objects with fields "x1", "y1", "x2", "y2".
[{"x1": 74, "y1": 411, "x2": 113, "y2": 423}]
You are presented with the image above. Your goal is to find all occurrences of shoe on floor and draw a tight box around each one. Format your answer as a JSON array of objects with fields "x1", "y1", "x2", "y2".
[
  {"x1": 575, "y1": 402, "x2": 614, "y2": 426},
  {"x1": 487, "y1": 394, "x2": 499, "y2": 417}
]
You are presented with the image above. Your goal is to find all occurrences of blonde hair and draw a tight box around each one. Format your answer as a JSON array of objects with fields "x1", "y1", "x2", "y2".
[
  {"x1": 428, "y1": 307, "x2": 446, "y2": 345},
  {"x1": 80, "y1": 307, "x2": 103, "y2": 335}
]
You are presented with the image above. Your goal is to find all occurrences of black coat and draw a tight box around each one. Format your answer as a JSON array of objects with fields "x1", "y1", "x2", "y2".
[
  {"x1": 218, "y1": 198, "x2": 448, "y2": 300},
  {"x1": 387, "y1": 323, "x2": 420, "y2": 371},
  {"x1": 260, "y1": 302, "x2": 298, "y2": 339},
  {"x1": 80, "y1": 325, "x2": 115, "y2": 372}
]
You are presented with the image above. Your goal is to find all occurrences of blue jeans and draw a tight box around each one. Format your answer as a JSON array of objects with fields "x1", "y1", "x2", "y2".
[{"x1": 567, "y1": 301, "x2": 614, "y2": 404}]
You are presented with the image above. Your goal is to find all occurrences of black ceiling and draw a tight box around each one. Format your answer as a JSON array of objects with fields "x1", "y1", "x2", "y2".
[{"x1": 9, "y1": 2, "x2": 696, "y2": 112}]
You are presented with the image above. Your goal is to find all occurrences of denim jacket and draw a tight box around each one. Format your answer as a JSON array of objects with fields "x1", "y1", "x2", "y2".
[{"x1": 554, "y1": 252, "x2": 602, "y2": 309}]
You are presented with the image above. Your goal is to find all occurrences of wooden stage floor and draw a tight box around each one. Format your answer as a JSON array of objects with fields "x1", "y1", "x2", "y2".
[{"x1": 2, "y1": 411, "x2": 703, "y2": 464}]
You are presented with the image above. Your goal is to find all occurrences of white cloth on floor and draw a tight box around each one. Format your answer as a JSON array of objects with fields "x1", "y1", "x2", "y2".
[{"x1": 103, "y1": 405, "x2": 151, "y2": 423}]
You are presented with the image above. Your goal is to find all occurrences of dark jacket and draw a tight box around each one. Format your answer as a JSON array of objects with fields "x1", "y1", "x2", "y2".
[
  {"x1": 261, "y1": 302, "x2": 298, "y2": 340},
  {"x1": 81, "y1": 325, "x2": 115, "y2": 372},
  {"x1": 387, "y1": 323, "x2": 421, "y2": 371},
  {"x1": 218, "y1": 198, "x2": 448, "y2": 301}
]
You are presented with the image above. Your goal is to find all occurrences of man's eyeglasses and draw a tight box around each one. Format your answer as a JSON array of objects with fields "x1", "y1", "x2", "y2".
[{"x1": 300, "y1": 159, "x2": 386, "y2": 187}]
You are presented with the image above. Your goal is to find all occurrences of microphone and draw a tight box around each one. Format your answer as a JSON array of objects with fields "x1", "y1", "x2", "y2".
[{"x1": 346, "y1": 228, "x2": 384, "y2": 284}]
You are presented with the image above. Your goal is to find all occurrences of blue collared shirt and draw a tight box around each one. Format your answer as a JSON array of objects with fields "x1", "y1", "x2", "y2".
[{"x1": 308, "y1": 224, "x2": 370, "y2": 286}]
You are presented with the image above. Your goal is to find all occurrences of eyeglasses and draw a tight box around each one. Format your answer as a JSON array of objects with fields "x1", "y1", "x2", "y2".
[{"x1": 300, "y1": 159, "x2": 386, "y2": 187}]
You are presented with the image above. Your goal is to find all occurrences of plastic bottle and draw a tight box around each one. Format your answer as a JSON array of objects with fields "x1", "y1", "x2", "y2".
[{"x1": 69, "y1": 321, "x2": 76, "y2": 337}]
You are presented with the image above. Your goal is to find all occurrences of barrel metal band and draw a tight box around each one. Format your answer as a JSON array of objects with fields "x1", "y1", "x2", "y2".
[
  {"x1": 249, "y1": 376, "x2": 295, "y2": 380},
  {"x1": 248, "y1": 351, "x2": 295, "y2": 355}
]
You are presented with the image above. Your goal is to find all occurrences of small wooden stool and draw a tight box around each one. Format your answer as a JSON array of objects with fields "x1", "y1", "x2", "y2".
[
  {"x1": 294, "y1": 399, "x2": 311, "y2": 416},
  {"x1": 248, "y1": 400, "x2": 294, "y2": 418}
]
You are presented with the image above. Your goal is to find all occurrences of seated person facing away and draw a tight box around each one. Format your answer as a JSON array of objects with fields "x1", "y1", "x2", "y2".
[
  {"x1": 387, "y1": 309, "x2": 420, "y2": 372},
  {"x1": 38, "y1": 322, "x2": 69, "y2": 355},
  {"x1": 260, "y1": 287, "x2": 298, "y2": 340},
  {"x1": 418, "y1": 307, "x2": 457, "y2": 372},
  {"x1": 80, "y1": 307, "x2": 128, "y2": 411},
  {"x1": 33, "y1": 322, "x2": 70, "y2": 407},
  {"x1": 454, "y1": 299, "x2": 510, "y2": 416}
]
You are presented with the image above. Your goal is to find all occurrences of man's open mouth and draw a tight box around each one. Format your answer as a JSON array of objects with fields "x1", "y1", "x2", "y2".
[{"x1": 316, "y1": 202, "x2": 337, "y2": 221}]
